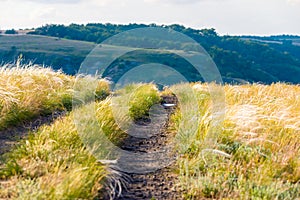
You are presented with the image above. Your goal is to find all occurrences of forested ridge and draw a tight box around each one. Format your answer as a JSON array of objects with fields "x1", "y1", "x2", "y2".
[{"x1": 1, "y1": 23, "x2": 300, "y2": 83}]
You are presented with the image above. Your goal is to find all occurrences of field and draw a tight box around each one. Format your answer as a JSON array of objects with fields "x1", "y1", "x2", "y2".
[
  {"x1": 0, "y1": 35, "x2": 94, "y2": 54},
  {"x1": 0, "y1": 35, "x2": 95, "y2": 74},
  {"x1": 0, "y1": 66, "x2": 299, "y2": 199}
]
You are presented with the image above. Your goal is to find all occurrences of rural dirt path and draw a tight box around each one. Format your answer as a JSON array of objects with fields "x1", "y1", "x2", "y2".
[{"x1": 109, "y1": 95, "x2": 184, "y2": 200}]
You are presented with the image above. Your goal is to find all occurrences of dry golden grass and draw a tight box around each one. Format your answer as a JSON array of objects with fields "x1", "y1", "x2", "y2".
[
  {"x1": 0, "y1": 108, "x2": 108, "y2": 199},
  {"x1": 174, "y1": 83, "x2": 300, "y2": 199},
  {"x1": 0, "y1": 64, "x2": 111, "y2": 130},
  {"x1": 0, "y1": 64, "x2": 74, "y2": 130},
  {"x1": 0, "y1": 67, "x2": 160, "y2": 199},
  {"x1": 1, "y1": 65, "x2": 299, "y2": 199}
]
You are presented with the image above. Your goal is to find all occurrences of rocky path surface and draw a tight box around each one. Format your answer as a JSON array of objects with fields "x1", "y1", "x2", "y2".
[{"x1": 111, "y1": 95, "x2": 184, "y2": 200}]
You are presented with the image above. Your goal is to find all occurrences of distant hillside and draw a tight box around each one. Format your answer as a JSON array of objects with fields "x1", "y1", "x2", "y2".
[
  {"x1": 1, "y1": 23, "x2": 300, "y2": 83},
  {"x1": 239, "y1": 35, "x2": 300, "y2": 61},
  {"x1": 0, "y1": 34, "x2": 95, "y2": 74}
]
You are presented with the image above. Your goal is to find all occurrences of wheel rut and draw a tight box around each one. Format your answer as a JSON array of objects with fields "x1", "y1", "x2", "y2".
[
  {"x1": 0, "y1": 111, "x2": 66, "y2": 155},
  {"x1": 111, "y1": 95, "x2": 184, "y2": 200}
]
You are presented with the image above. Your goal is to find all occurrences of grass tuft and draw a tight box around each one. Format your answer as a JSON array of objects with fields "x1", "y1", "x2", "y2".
[{"x1": 0, "y1": 64, "x2": 110, "y2": 130}]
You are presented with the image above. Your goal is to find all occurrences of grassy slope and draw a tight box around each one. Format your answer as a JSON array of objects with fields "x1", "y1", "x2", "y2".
[
  {"x1": 0, "y1": 35, "x2": 95, "y2": 74},
  {"x1": 171, "y1": 83, "x2": 300, "y2": 199},
  {"x1": 0, "y1": 67, "x2": 161, "y2": 199},
  {"x1": 0, "y1": 67, "x2": 299, "y2": 199},
  {"x1": 0, "y1": 35, "x2": 94, "y2": 54},
  {"x1": 3, "y1": 33, "x2": 300, "y2": 84},
  {"x1": 0, "y1": 108, "x2": 108, "y2": 199},
  {"x1": 27, "y1": 23, "x2": 300, "y2": 84}
]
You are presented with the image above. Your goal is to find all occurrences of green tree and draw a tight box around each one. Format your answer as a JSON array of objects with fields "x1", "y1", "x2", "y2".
[{"x1": 5, "y1": 29, "x2": 17, "y2": 34}]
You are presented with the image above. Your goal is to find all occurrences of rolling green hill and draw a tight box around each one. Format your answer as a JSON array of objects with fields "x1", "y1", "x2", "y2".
[
  {"x1": 1, "y1": 23, "x2": 300, "y2": 84},
  {"x1": 0, "y1": 34, "x2": 95, "y2": 74}
]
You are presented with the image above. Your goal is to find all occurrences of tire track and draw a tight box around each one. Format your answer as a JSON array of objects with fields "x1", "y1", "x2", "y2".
[
  {"x1": 111, "y1": 95, "x2": 184, "y2": 200},
  {"x1": 0, "y1": 111, "x2": 66, "y2": 155}
]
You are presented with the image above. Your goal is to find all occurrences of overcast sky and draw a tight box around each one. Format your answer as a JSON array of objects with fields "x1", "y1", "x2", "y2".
[{"x1": 1, "y1": 0, "x2": 300, "y2": 35}]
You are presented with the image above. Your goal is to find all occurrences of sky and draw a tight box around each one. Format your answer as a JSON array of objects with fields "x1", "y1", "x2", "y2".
[{"x1": 0, "y1": 0, "x2": 300, "y2": 36}]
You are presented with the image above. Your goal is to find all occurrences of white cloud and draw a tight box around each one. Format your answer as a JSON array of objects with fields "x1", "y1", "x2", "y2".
[
  {"x1": 29, "y1": 7, "x2": 56, "y2": 20},
  {"x1": 286, "y1": 0, "x2": 300, "y2": 4},
  {"x1": 144, "y1": 0, "x2": 225, "y2": 5},
  {"x1": 23, "y1": 0, "x2": 81, "y2": 3},
  {"x1": 144, "y1": 0, "x2": 203, "y2": 4},
  {"x1": 0, "y1": 0, "x2": 299, "y2": 35},
  {"x1": 17, "y1": 0, "x2": 120, "y2": 6}
]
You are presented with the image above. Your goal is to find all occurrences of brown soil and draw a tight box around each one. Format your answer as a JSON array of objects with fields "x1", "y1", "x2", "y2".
[{"x1": 103, "y1": 95, "x2": 184, "y2": 200}]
